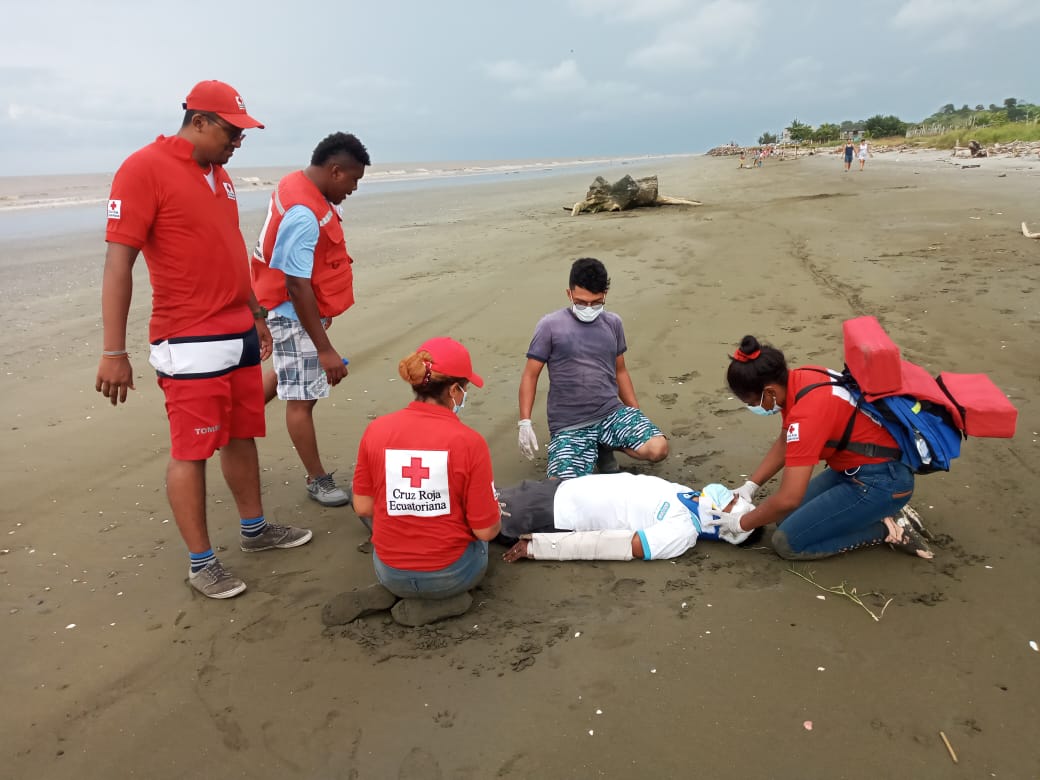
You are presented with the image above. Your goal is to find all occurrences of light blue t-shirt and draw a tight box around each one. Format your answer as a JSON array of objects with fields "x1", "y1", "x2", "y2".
[{"x1": 269, "y1": 204, "x2": 320, "y2": 320}]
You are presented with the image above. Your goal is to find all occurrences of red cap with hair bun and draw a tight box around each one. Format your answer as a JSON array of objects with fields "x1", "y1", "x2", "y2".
[{"x1": 417, "y1": 337, "x2": 484, "y2": 387}]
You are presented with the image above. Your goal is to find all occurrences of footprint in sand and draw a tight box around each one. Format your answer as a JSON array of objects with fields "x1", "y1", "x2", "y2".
[
  {"x1": 656, "y1": 393, "x2": 677, "y2": 408},
  {"x1": 611, "y1": 578, "x2": 645, "y2": 599},
  {"x1": 399, "y1": 747, "x2": 443, "y2": 780},
  {"x1": 432, "y1": 710, "x2": 455, "y2": 728}
]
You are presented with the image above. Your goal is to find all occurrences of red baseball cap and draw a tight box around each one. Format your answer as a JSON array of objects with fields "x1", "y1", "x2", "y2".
[
  {"x1": 183, "y1": 80, "x2": 264, "y2": 129},
  {"x1": 418, "y1": 337, "x2": 484, "y2": 388}
]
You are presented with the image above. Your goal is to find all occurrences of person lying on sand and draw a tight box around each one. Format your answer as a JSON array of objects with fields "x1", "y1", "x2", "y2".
[
  {"x1": 496, "y1": 473, "x2": 761, "y2": 563},
  {"x1": 321, "y1": 475, "x2": 758, "y2": 627}
]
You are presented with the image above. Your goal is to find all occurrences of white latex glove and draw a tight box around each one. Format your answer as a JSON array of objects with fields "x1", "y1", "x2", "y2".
[
  {"x1": 733, "y1": 480, "x2": 760, "y2": 504},
  {"x1": 716, "y1": 510, "x2": 752, "y2": 545},
  {"x1": 518, "y1": 419, "x2": 539, "y2": 460}
]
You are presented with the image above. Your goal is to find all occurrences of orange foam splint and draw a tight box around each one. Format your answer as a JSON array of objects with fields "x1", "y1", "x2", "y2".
[{"x1": 842, "y1": 316, "x2": 1017, "y2": 439}]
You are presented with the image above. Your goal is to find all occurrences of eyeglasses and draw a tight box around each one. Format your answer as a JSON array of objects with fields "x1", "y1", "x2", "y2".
[
  {"x1": 570, "y1": 297, "x2": 605, "y2": 309},
  {"x1": 204, "y1": 113, "x2": 245, "y2": 143}
]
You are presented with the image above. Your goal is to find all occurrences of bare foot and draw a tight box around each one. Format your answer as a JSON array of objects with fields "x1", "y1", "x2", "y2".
[{"x1": 883, "y1": 516, "x2": 934, "y2": 560}]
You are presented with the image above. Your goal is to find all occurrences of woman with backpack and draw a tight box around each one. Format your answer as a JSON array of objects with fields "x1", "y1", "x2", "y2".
[{"x1": 717, "y1": 335, "x2": 932, "y2": 560}]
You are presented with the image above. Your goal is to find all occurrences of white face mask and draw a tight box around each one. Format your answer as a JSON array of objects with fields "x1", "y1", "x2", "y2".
[
  {"x1": 701, "y1": 483, "x2": 735, "y2": 517},
  {"x1": 451, "y1": 386, "x2": 467, "y2": 415},
  {"x1": 572, "y1": 303, "x2": 604, "y2": 323}
]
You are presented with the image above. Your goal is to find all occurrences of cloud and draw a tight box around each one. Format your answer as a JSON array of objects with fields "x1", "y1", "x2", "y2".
[
  {"x1": 337, "y1": 74, "x2": 408, "y2": 93},
  {"x1": 893, "y1": 0, "x2": 1040, "y2": 35},
  {"x1": 483, "y1": 59, "x2": 587, "y2": 101},
  {"x1": 627, "y1": 0, "x2": 761, "y2": 71},
  {"x1": 479, "y1": 56, "x2": 673, "y2": 122},
  {"x1": 569, "y1": 0, "x2": 686, "y2": 22},
  {"x1": 0, "y1": 65, "x2": 52, "y2": 87},
  {"x1": 891, "y1": 0, "x2": 1040, "y2": 54},
  {"x1": 515, "y1": 60, "x2": 587, "y2": 98},
  {"x1": 779, "y1": 56, "x2": 823, "y2": 80},
  {"x1": 5, "y1": 103, "x2": 82, "y2": 125},
  {"x1": 484, "y1": 60, "x2": 530, "y2": 83}
]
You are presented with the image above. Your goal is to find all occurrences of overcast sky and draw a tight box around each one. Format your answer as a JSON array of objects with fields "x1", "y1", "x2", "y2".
[{"x1": 2, "y1": 0, "x2": 1037, "y2": 176}]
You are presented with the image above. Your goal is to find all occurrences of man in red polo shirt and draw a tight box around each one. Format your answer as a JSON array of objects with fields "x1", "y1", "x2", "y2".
[{"x1": 95, "y1": 80, "x2": 312, "y2": 600}]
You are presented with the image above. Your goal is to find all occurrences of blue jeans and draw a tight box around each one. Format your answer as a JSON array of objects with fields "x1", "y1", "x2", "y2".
[
  {"x1": 772, "y1": 461, "x2": 914, "y2": 560},
  {"x1": 372, "y1": 540, "x2": 488, "y2": 600}
]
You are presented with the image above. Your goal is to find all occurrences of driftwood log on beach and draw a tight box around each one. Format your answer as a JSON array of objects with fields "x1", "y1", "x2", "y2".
[
  {"x1": 1022, "y1": 222, "x2": 1040, "y2": 239},
  {"x1": 568, "y1": 175, "x2": 701, "y2": 215}
]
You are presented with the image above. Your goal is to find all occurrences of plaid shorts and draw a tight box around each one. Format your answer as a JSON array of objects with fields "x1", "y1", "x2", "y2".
[
  {"x1": 546, "y1": 406, "x2": 663, "y2": 479},
  {"x1": 268, "y1": 315, "x2": 330, "y2": 401}
]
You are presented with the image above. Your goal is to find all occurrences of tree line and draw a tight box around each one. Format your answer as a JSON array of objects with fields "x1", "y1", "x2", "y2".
[{"x1": 756, "y1": 97, "x2": 1037, "y2": 145}]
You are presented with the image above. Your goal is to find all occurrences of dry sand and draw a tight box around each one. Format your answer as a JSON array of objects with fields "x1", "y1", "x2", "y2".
[{"x1": 2, "y1": 151, "x2": 1039, "y2": 779}]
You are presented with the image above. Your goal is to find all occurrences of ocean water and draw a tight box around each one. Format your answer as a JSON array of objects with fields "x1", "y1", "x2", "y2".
[{"x1": 0, "y1": 154, "x2": 692, "y2": 242}]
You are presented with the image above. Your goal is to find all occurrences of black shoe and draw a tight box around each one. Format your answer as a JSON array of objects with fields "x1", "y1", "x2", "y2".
[{"x1": 596, "y1": 444, "x2": 620, "y2": 474}]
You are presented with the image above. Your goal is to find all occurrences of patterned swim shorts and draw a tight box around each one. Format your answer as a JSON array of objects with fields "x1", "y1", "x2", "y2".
[{"x1": 546, "y1": 406, "x2": 663, "y2": 479}]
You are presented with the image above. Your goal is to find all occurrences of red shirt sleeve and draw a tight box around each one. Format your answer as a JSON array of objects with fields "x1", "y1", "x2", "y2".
[
  {"x1": 783, "y1": 392, "x2": 841, "y2": 467},
  {"x1": 106, "y1": 152, "x2": 158, "y2": 249},
  {"x1": 352, "y1": 429, "x2": 375, "y2": 497},
  {"x1": 462, "y1": 435, "x2": 500, "y2": 530}
]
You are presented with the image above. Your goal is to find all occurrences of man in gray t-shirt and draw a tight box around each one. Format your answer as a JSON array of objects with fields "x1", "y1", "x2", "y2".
[{"x1": 517, "y1": 257, "x2": 669, "y2": 479}]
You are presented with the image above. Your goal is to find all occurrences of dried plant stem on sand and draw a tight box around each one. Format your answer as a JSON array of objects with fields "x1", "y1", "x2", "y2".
[{"x1": 787, "y1": 568, "x2": 894, "y2": 622}]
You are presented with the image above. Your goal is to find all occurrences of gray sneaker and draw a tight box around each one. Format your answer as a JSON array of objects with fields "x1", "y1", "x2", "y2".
[
  {"x1": 306, "y1": 473, "x2": 351, "y2": 507},
  {"x1": 241, "y1": 523, "x2": 313, "y2": 552},
  {"x1": 188, "y1": 559, "x2": 247, "y2": 599}
]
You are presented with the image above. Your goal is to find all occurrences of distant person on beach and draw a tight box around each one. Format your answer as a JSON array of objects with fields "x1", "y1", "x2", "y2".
[
  {"x1": 517, "y1": 257, "x2": 669, "y2": 478},
  {"x1": 738, "y1": 149, "x2": 747, "y2": 169},
  {"x1": 715, "y1": 336, "x2": 932, "y2": 560},
  {"x1": 326, "y1": 338, "x2": 501, "y2": 627},
  {"x1": 858, "y1": 140, "x2": 870, "y2": 171},
  {"x1": 496, "y1": 473, "x2": 760, "y2": 563},
  {"x1": 843, "y1": 140, "x2": 855, "y2": 172},
  {"x1": 96, "y1": 80, "x2": 312, "y2": 600},
  {"x1": 251, "y1": 132, "x2": 370, "y2": 508}
]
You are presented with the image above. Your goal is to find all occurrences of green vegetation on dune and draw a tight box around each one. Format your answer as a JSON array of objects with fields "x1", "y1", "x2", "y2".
[
  {"x1": 907, "y1": 123, "x2": 1040, "y2": 148},
  {"x1": 758, "y1": 97, "x2": 1039, "y2": 148},
  {"x1": 912, "y1": 98, "x2": 1039, "y2": 133},
  {"x1": 870, "y1": 123, "x2": 1040, "y2": 148}
]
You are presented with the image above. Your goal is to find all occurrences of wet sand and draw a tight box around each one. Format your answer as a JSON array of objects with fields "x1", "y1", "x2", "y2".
[{"x1": 2, "y1": 151, "x2": 1039, "y2": 778}]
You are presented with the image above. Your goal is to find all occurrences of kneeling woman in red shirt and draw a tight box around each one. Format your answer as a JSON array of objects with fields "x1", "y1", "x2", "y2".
[
  {"x1": 348, "y1": 337, "x2": 501, "y2": 626},
  {"x1": 721, "y1": 335, "x2": 932, "y2": 560}
]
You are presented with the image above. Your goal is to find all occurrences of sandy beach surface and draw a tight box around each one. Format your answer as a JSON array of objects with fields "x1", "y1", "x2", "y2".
[{"x1": 2, "y1": 150, "x2": 1039, "y2": 779}]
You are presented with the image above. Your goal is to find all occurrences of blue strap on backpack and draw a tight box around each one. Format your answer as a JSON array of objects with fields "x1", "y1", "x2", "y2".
[
  {"x1": 868, "y1": 395, "x2": 962, "y2": 473},
  {"x1": 795, "y1": 368, "x2": 963, "y2": 475}
]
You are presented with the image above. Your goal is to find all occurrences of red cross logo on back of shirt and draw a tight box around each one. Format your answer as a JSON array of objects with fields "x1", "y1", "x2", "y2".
[{"x1": 401, "y1": 457, "x2": 430, "y2": 488}]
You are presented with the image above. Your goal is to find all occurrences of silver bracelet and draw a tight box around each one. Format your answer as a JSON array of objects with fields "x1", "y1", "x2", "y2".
[{"x1": 102, "y1": 350, "x2": 128, "y2": 357}]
